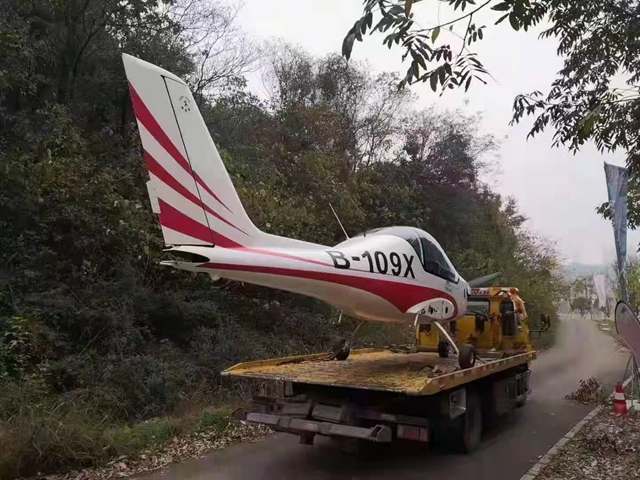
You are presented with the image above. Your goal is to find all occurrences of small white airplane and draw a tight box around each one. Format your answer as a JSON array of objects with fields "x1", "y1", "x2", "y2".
[{"x1": 123, "y1": 54, "x2": 492, "y2": 365}]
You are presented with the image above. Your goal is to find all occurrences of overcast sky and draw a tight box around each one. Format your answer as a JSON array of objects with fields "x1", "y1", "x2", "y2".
[{"x1": 236, "y1": 0, "x2": 640, "y2": 266}]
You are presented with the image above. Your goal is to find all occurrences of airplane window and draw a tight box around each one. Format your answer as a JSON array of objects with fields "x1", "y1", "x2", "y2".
[
  {"x1": 356, "y1": 227, "x2": 423, "y2": 263},
  {"x1": 419, "y1": 237, "x2": 457, "y2": 282},
  {"x1": 404, "y1": 236, "x2": 423, "y2": 264}
]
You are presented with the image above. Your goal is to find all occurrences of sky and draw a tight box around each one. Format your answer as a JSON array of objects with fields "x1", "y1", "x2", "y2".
[{"x1": 235, "y1": 0, "x2": 640, "y2": 266}]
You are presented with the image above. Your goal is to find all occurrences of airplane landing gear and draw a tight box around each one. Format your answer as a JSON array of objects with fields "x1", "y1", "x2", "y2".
[
  {"x1": 330, "y1": 337, "x2": 350, "y2": 360},
  {"x1": 459, "y1": 343, "x2": 476, "y2": 369},
  {"x1": 438, "y1": 340, "x2": 450, "y2": 358},
  {"x1": 432, "y1": 321, "x2": 476, "y2": 370},
  {"x1": 330, "y1": 318, "x2": 367, "y2": 361}
]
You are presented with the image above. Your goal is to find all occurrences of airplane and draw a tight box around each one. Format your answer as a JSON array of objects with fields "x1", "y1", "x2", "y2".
[{"x1": 122, "y1": 54, "x2": 495, "y2": 368}]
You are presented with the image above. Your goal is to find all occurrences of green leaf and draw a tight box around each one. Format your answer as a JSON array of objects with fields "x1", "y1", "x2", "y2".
[
  {"x1": 509, "y1": 12, "x2": 520, "y2": 31},
  {"x1": 410, "y1": 49, "x2": 427, "y2": 70},
  {"x1": 495, "y1": 13, "x2": 509, "y2": 25},
  {"x1": 342, "y1": 31, "x2": 357, "y2": 59},
  {"x1": 432, "y1": 26, "x2": 440, "y2": 43},
  {"x1": 430, "y1": 71, "x2": 438, "y2": 91},
  {"x1": 491, "y1": 2, "x2": 511, "y2": 11},
  {"x1": 360, "y1": 18, "x2": 368, "y2": 35}
]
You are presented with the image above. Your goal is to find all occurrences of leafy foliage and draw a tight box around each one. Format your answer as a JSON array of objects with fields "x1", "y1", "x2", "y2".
[
  {"x1": 344, "y1": 0, "x2": 545, "y2": 91},
  {"x1": 346, "y1": 0, "x2": 640, "y2": 235}
]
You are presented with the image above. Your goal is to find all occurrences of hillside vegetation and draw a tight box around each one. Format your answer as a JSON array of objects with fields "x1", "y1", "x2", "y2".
[{"x1": 0, "y1": 0, "x2": 564, "y2": 477}]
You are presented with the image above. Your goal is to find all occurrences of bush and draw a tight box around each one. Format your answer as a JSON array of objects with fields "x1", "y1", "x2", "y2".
[{"x1": 0, "y1": 378, "x2": 234, "y2": 479}]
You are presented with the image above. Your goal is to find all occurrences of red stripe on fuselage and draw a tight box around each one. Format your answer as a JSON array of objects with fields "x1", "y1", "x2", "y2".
[
  {"x1": 128, "y1": 83, "x2": 232, "y2": 213},
  {"x1": 201, "y1": 262, "x2": 458, "y2": 315},
  {"x1": 145, "y1": 151, "x2": 250, "y2": 237},
  {"x1": 239, "y1": 248, "x2": 331, "y2": 267}
]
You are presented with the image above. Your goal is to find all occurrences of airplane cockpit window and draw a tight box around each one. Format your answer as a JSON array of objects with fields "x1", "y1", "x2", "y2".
[
  {"x1": 418, "y1": 236, "x2": 458, "y2": 283},
  {"x1": 355, "y1": 227, "x2": 424, "y2": 263},
  {"x1": 354, "y1": 227, "x2": 458, "y2": 283}
]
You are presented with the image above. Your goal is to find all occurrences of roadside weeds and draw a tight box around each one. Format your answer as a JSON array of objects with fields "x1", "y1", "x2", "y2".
[{"x1": 18, "y1": 408, "x2": 272, "y2": 480}]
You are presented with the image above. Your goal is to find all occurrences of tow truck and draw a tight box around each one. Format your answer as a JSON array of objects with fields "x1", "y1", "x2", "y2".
[{"x1": 223, "y1": 287, "x2": 549, "y2": 452}]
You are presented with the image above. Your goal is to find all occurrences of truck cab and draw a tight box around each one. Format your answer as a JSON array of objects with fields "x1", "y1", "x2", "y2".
[{"x1": 417, "y1": 286, "x2": 534, "y2": 356}]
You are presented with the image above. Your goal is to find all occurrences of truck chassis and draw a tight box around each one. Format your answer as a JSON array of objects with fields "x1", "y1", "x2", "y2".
[{"x1": 225, "y1": 348, "x2": 533, "y2": 452}]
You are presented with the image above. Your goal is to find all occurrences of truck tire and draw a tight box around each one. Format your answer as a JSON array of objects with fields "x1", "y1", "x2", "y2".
[
  {"x1": 459, "y1": 344, "x2": 476, "y2": 369},
  {"x1": 330, "y1": 338, "x2": 350, "y2": 361},
  {"x1": 448, "y1": 391, "x2": 482, "y2": 453},
  {"x1": 438, "y1": 340, "x2": 450, "y2": 358}
]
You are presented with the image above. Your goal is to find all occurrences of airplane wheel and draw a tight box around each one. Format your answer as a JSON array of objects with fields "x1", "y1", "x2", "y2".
[
  {"x1": 438, "y1": 340, "x2": 450, "y2": 358},
  {"x1": 459, "y1": 344, "x2": 476, "y2": 369},
  {"x1": 331, "y1": 338, "x2": 350, "y2": 361}
]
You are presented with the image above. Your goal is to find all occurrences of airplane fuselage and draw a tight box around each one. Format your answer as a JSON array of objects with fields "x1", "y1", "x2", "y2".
[{"x1": 165, "y1": 232, "x2": 469, "y2": 324}]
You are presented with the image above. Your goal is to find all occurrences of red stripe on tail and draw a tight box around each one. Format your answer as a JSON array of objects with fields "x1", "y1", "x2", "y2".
[
  {"x1": 128, "y1": 84, "x2": 232, "y2": 214},
  {"x1": 129, "y1": 84, "x2": 191, "y2": 173},
  {"x1": 145, "y1": 151, "x2": 250, "y2": 237},
  {"x1": 158, "y1": 199, "x2": 241, "y2": 248},
  {"x1": 193, "y1": 170, "x2": 233, "y2": 213}
]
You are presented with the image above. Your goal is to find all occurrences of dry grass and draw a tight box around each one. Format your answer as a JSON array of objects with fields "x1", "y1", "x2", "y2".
[
  {"x1": 0, "y1": 392, "x2": 262, "y2": 480},
  {"x1": 27, "y1": 414, "x2": 271, "y2": 480}
]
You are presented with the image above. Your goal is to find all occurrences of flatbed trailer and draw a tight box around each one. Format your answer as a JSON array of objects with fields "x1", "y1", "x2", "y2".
[
  {"x1": 223, "y1": 347, "x2": 535, "y2": 451},
  {"x1": 223, "y1": 286, "x2": 546, "y2": 452}
]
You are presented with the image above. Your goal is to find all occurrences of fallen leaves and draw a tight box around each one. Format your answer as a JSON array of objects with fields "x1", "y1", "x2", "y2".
[{"x1": 539, "y1": 408, "x2": 640, "y2": 480}]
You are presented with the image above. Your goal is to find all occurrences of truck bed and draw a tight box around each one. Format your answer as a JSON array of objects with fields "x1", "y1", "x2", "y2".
[{"x1": 222, "y1": 348, "x2": 536, "y2": 395}]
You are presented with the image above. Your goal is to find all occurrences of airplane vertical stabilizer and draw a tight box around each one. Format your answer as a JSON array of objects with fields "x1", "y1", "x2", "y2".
[{"x1": 123, "y1": 54, "x2": 266, "y2": 248}]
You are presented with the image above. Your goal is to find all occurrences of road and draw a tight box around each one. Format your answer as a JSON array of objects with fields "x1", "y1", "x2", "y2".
[{"x1": 136, "y1": 315, "x2": 628, "y2": 480}]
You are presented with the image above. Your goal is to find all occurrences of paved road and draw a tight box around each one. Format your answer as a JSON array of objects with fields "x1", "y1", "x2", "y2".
[{"x1": 137, "y1": 315, "x2": 628, "y2": 480}]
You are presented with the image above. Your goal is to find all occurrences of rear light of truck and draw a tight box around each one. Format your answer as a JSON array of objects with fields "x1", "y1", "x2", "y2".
[{"x1": 397, "y1": 424, "x2": 429, "y2": 442}]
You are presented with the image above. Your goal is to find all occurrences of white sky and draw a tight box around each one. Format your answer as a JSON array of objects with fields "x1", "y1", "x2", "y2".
[{"x1": 236, "y1": 0, "x2": 640, "y2": 265}]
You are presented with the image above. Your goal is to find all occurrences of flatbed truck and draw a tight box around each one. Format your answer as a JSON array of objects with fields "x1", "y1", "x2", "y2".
[{"x1": 223, "y1": 287, "x2": 549, "y2": 452}]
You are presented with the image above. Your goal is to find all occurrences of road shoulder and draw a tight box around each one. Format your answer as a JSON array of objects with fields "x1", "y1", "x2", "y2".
[{"x1": 521, "y1": 378, "x2": 638, "y2": 480}]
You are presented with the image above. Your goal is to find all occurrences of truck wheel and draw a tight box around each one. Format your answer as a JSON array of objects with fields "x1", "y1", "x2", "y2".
[
  {"x1": 459, "y1": 344, "x2": 476, "y2": 369},
  {"x1": 331, "y1": 338, "x2": 350, "y2": 361},
  {"x1": 459, "y1": 392, "x2": 482, "y2": 453},
  {"x1": 438, "y1": 340, "x2": 450, "y2": 358}
]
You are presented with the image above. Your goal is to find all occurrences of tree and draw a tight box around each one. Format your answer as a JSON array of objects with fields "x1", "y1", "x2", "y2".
[
  {"x1": 262, "y1": 44, "x2": 411, "y2": 176},
  {"x1": 571, "y1": 297, "x2": 592, "y2": 317},
  {"x1": 344, "y1": 1, "x2": 640, "y2": 183}
]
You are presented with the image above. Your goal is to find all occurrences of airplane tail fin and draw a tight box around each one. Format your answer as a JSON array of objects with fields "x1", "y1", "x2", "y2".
[{"x1": 123, "y1": 54, "x2": 261, "y2": 248}]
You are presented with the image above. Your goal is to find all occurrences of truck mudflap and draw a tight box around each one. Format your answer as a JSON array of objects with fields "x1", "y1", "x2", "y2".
[{"x1": 233, "y1": 409, "x2": 393, "y2": 442}]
